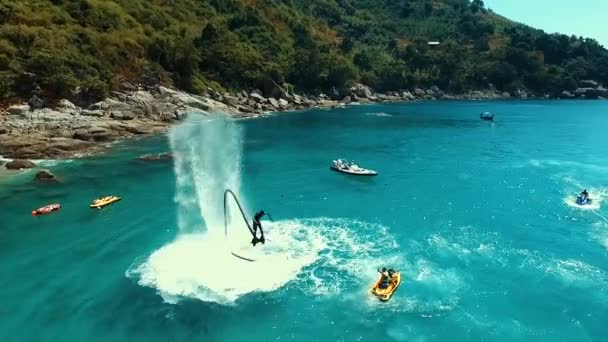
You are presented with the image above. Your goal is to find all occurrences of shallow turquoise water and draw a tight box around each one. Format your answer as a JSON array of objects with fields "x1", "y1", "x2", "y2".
[{"x1": 1, "y1": 100, "x2": 608, "y2": 341}]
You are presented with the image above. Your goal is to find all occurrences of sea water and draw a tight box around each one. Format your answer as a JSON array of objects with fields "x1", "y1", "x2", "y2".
[{"x1": 1, "y1": 101, "x2": 607, "y2": 341}]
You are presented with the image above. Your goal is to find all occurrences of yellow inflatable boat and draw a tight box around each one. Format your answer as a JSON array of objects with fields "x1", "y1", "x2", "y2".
[
  {"x1": 369, "y1": 272, "x2": 401, "y2": 301},
  {"x1": 90, "y1": 196, "x2": 121, "y2": 209}
]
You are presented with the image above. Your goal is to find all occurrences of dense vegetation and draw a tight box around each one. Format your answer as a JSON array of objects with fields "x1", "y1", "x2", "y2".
[{"x1": 1, "y1": 0, "x2": 607, "y2": 102}]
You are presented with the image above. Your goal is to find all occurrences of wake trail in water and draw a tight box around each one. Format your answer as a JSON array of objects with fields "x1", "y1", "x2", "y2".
[{"x1": 127, "y1": 113, "x2": 400, "y2": 304}]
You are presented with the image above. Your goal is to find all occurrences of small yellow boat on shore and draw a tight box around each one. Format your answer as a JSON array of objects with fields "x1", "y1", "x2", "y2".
[
  {"x1": 90, "y1": 196, "x2": 121, "y2": 209},
  {"x1": 369, "y1": 271, "x2": 401, "y2": 301}
]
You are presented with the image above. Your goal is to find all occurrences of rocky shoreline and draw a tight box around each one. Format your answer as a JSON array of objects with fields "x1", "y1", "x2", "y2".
[{"x1": 1, "y1": 81, "x2": 606, "y2": 171}]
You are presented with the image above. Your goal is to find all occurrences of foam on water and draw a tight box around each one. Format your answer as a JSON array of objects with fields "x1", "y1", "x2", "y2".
[
  {"x1": 129, "y1": 218, "x2": 400, "y2": 304},
  {"x1": 591, "y1": 221, "x2": 608, "y2": 250},
  {"x1": 563, "y1": 189, "x2": 604, "y2": 210}
]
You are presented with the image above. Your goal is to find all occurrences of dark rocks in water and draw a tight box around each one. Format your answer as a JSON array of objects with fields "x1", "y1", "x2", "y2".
[
  {"x1": 5, "y1": 159, "x2": 36, "y2": 170},
  {"x1": 137, "y1": 152, "x2": 173, "y2": 161},
  {"x1": 34, "y1": 169, "x2": 59, "y2": 183}
]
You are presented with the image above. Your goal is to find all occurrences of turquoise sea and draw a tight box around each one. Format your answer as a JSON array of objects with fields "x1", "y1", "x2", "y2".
[{"x1": 1, "y1": 100, "x2": 608, "y2": 341}]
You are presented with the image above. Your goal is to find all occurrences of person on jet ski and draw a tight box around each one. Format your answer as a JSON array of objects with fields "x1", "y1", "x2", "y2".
[
  {"x1": 251, "y1": 210, "x2": 270, "y2": 246},
  {"x1": 581, "y1": 189, "x2": 589, "y2": 200},
  {"x1": 377, "y1": 267, "x2": 392, "y2": 289}
]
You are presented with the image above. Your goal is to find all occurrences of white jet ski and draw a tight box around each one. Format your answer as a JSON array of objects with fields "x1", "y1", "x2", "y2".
[{"x1": 330, "y1": 159, "x2": 378, "y2": 176}]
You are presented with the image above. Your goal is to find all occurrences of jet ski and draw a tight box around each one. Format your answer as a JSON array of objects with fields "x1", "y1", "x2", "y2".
[
  {"x1": 90, "y1": 196, "x2": 121, "y2": 209},
  {"x1": 576, "y1": 195, "x2": 592, "y2": 206},
  {"x1": 330, "y1": 159, "x2": 377, "y2": 176},
  {"x1": 32, "y1": 203, "x2": 61, "y2": 216},
  {"x1": 370, "y1": 271, "x2": 401, "y2": 301},
  {"x1": 480, "y1": 112, "x2": 494, "y2": 121}
]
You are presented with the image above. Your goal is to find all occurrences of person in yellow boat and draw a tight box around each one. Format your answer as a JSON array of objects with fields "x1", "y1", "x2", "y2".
[{"x1": 377, "y1": 267, "x2": 392, "y2": 289}]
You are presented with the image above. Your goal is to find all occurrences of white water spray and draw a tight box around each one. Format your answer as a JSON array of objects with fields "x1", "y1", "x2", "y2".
[{"x1": 169, "y1": 113, "x2": 243, "y2": 234}]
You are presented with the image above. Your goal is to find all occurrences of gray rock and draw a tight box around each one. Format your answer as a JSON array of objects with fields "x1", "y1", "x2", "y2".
[
  {"x1": 514, "y1": 89, "x2": 528, "y2": 99},
  {"x1": 81, "y1": 109, "x2": 105, "y2": 117},
  {"x1": 574, "y1": 87, "x2": 608, "y2": 99},
  {"x1": 249, "y1": 92, "x2": 266, "y2": 103},
  {"x1": 341, "y1": 96, "x2": 352, "y2": 104},
  {"x1": 401, "y1": 91, "x2": 415, "y2": 100},
  {"x1": 74, "y1": 127, "x2": 111, "y2": 141},
  {"x1": 560, "y1": 90, "x2": 575, "y2": 99},
  {"x1": 501, "y1": 92, "x2": 511, "y2": 98},
  {"x1": 8, "y1": 104, "x2": 30, "y2": 116},
  {"x1": 236, "y1": 105, "x2": 255, "y2": 113},
  {"x1": 34, "y1": 169, "x2": 58, "y2": 182},
  {"x1": 278, "y1": 99, "x2": 289, "y2": 109},
  {"x1": 223, "y1": 95, "x2": 239, "y2": 107},
  {"x1": 5, "y1": 159, "x2": 36, "y2": 170},
  {"x1": 28, "y1": 95, "x2": 45, "y2": 109},
  {"x1": 414, "y1": 88, "x2": 425, "y2": 97},
  {"x1": 580, "y1": 80, "x2": 599, "y2": 88},
  {"x1": 58, "y1": 99, "x2": 78, "y2": 110},
  {"x1": 110, "y1": 111, "x2": 135, "y2": 120},
  {"x1": 120, "y1": 81, "x2": 138, "y2": 92},
  {"x1": 350, "y1": 83, "x2": 373, "y2": 98},
  {"x1": 89, "y1": 101, "x2": 108, "y2": 111},
  {"x1": 267, "y1": 98, "x2": 279, "y2": 109}
]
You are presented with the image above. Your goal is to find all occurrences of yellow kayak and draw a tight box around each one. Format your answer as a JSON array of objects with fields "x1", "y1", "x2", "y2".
[
  {"x1": 90, "y1": 196, "x2": 121, "y2": 209},
  {"x1": 369, "y1": 272, "x2": 401, "y2": 301}
]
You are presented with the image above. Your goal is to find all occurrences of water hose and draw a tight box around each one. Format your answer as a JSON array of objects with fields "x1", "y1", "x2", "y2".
[{"x1": 224, "y1": 189, "x2": 255, "y2": 238}]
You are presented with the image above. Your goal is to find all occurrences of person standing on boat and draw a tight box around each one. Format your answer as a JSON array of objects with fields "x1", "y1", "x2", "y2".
[{"x1": 251, "y1": 210, "x2": 270, "y2": 246}]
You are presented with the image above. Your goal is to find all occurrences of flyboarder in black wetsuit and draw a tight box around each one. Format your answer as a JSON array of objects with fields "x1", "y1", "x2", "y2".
[{"x1": 251, "y1": 210, "x2": 269, "y2": 246}]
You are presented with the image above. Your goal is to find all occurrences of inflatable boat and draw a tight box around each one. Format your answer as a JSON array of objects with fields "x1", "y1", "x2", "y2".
[
  {"x1": 90, "y1": 196, "x2": 121, "y2": 209},
  {"x1": 480, "y1": 112, "x2": 494, "y2": 121},
  {"x1": 576, "y1": 195, "x2": 592, "y2": 206},
  {"x1": 369, "y1": 271, "x2": 401, "y2": 301},
  {"x1": 32, "y1": 203, "x2": 61, "y2": 216},
  {"x1": 330, "y1": 159, "x2": 378, "y2": 176}
]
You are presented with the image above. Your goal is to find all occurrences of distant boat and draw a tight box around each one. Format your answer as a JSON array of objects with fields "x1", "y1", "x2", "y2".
[
  {"x1": 330, "y1": 159, "x2": 378, "y2": 176},
  {"x1": 480, "y1": 112, "x2": 494, "y2": 121}
]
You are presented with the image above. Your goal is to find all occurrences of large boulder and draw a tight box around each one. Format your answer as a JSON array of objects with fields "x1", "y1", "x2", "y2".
[
  {"x1": 513, "y1": 89, "x2": 528, "y2": 99},
  {"x1": 110, "y1": 111, "x2": 135, "y2": 120},
  {"x1": 401, "y1": 91, "x2": 415, "y2": 100},
  {"x1": 350, "y1": 83, "x2": 373, "y2": 98},
  {"x1": 278, "y1": 98, "x2": 289, "y2": 109},
  {"x1": 73, "y1": 126, "x2": 111, "y2": 141},
  {"x1": 81, "y1": 109, "x2": 105, "y2": 117},
  {"x1": 267, "y1": 98, "x2": 279, "y2": 109},
  {"x1": 5, "y1": 159, "x2": 35, "y2": 170},
  {"x1": 560, "y1": 90, "x2": 575, "y2": 99},
  {"x1": 580, "y1": 80, "x2": 600, "y2": 88},
  {"x1": 28, "y1": 95, "x2": 45, "y2": 109},
  {"x1": 261, "y1": 80, "x2": 291, "y2": 100},
  {"x1": 222, "y1": 95, "x2": 239, "y2": 107},
  {"x1": 7, "y1": 104, "x2": 30, "y2": 116},
  {"x1": 249, "y1": 92, "x2": 266, "y2": 103},
  {"x1": 414, "y1": 88, "x2": 425, "y2": 97},
  {"x1": 34, "y1": 169, "x2": 59, "y2": 183}
]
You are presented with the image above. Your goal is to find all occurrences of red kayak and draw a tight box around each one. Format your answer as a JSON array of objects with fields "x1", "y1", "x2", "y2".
[{"x1": 32, "y1": 203, "x2": 61, "y2": 216}]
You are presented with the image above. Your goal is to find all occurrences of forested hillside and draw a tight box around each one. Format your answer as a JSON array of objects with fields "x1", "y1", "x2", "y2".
[{"x1": 1, "y1": 0, "x2": 607, "y2": 102}]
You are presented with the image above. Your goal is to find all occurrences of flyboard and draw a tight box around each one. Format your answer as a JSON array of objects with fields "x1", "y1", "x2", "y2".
[{"x1": 224, "y1": 189, "x2": 259, "y2": 262}]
